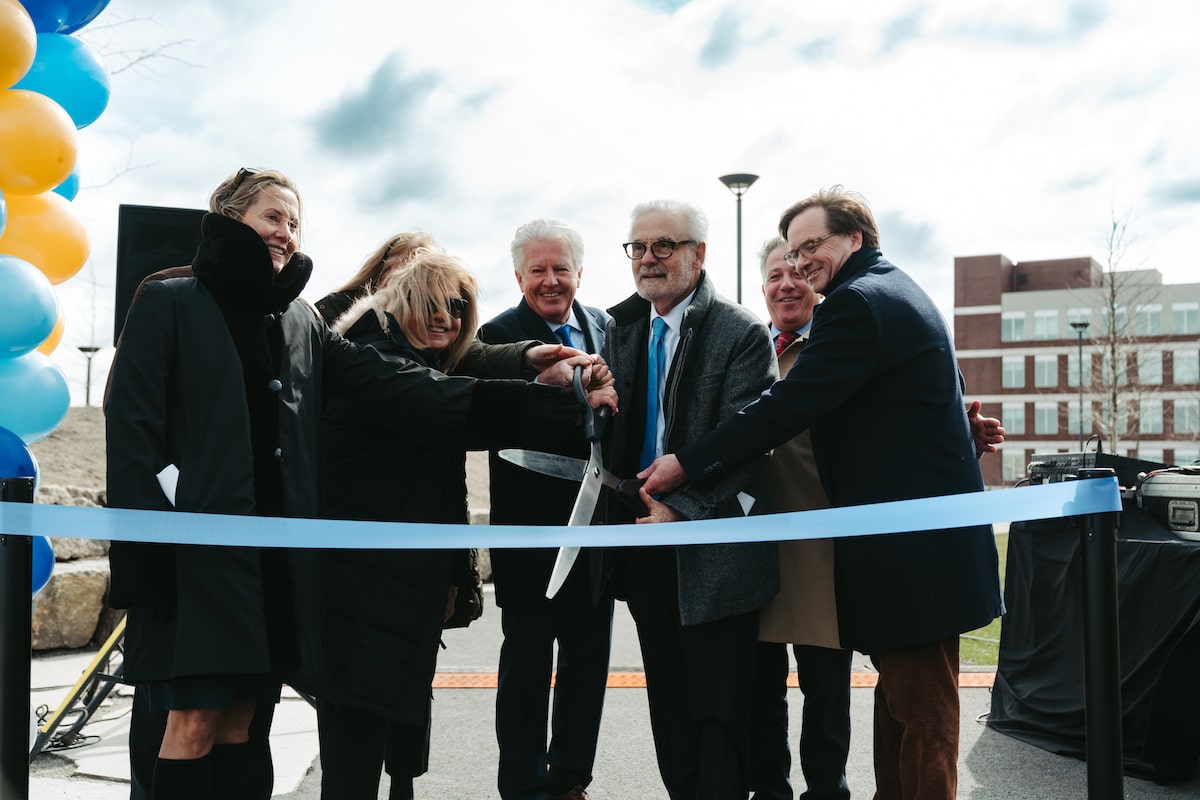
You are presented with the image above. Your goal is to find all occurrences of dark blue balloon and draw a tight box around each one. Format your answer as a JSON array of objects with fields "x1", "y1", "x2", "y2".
[
  {"x1": 33, "y1": 535, "x2": 55, "y2": 595},
  {"x1": 14, "y1": 32, "x2": 110, "y2": 129},
  {"x1": 21, "y1": 0, "x2": 112, "y2": 35},
  {"x1": 0, "y1": 424, "x2": 38, "y2": 481}
]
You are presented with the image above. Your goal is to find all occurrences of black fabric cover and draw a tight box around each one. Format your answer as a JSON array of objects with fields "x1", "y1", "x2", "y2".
[{"x1": 989, "y1": 504, "x2": 1200, "y2": 783}]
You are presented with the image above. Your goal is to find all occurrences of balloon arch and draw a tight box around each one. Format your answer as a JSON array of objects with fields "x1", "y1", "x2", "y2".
[{"x1": 1, "y1": 0, "x2": 115, "y2": 591}]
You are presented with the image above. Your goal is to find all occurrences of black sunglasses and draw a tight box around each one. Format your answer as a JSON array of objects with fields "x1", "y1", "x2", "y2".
[{"x1": 427, "y1": 297, "x2": 469, "y2": 319}]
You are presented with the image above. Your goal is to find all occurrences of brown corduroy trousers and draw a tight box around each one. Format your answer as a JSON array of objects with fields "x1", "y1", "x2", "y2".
[{"x1": 869, "y1": 637, "x2": 960, "y2": 800}]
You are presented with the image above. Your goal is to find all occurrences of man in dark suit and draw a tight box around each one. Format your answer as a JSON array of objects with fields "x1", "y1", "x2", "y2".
[
  {"x1": 590, "y1": 199, "x2": 779, "y2": 799},
  {"x1": 477, "y1": 218, "x2": 613, "y2": 800},
  {"x1": 642, "y1": 187, "x2": 1005, "y2": 800}
]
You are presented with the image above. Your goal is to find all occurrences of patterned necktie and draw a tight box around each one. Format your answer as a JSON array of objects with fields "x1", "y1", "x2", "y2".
[
  {"x1": 775, "y1": 330, "x2": 798, "y2": 357},
  {"x1": 640, "y1": 317, "x2": 668, "y2": 470},
  {"x1": 555, "y1": 325, "x2": 574, "y2": 349}
]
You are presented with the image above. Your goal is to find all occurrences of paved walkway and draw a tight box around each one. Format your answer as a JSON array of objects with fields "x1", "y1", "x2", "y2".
[{"x1": 26, "y1": 590, "x2": 1200, "y2": 798}]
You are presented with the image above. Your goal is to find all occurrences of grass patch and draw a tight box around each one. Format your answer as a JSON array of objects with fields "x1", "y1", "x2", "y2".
[{"x1": 959, "y1": 531, "x2": 1007, "y2": 668}]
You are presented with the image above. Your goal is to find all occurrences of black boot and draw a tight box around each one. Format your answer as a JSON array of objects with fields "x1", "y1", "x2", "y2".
[{"x1": 152, "y1": 753, "x2": 213, "y2": 800}]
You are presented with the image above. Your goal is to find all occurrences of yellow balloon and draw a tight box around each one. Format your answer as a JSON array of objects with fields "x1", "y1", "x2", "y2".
[
  {"x1": 37, "y1": 300, "x2": 64, "y2": 354},
  {"x1": 0, "y1": 0, "x2": 36, "y2": 90},
  {"x1": 0, "y1": 191, "x2": 89, "y2": 284},
  {"x1": 0, "y1": 89, "x2": 78, "y2": 195}
]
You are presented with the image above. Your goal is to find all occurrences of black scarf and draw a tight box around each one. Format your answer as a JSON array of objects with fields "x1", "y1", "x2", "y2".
[{"x1": 191, "y1": 213, "x2": 313, "y2": 517}]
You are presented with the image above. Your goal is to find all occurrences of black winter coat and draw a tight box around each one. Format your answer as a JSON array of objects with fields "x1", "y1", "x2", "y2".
[{"x1": 105, "y1": 214, "x2": 513, "y2": 684}]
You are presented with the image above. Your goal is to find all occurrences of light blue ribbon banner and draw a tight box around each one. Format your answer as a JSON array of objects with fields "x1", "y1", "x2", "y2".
[{"x1": 0, "y1": 478, "x2": 1121, "y2": 549}]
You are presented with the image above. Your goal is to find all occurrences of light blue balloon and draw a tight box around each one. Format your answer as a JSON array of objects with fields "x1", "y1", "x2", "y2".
[
  {"x1": 0, "y1": 352, "x2": 70, "y2": 443},
  {"x1": 33, "y1": 535, "x2": 55, "y2": 596},
  {"x1": 0, "y1": 255, "x2": 58, "y2": 358},
  {"x1": 14, "y1": 32, "x2": 110, "y2": 129},
  {"x1": 21, "y1": 0, "x2": 112, "y2": 35},
  {"x1": 53, "y1": 169, "x2": 80, "y2": 201}
]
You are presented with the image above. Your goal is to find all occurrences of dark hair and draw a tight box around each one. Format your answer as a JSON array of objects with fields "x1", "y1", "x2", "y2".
[{"x1": 778, "y1": 185, "x2": 879, "y2": 250}]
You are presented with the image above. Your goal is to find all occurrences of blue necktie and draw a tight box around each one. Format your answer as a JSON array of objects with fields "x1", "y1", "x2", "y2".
[
  {"x1": 555, "y1": 325, "x2": 574, "y2": 349},
  {"x1": 640, "y1": 317, "x2": 667, "y2": 470}
]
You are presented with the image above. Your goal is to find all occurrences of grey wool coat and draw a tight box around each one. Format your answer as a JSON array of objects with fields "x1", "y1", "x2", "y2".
[{"x1": 589, "y1": 270, "x2": 780, "y2": 626}]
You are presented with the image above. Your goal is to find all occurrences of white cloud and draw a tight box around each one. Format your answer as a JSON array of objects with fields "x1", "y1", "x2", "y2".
[{"x1": 21, "y1": 0, "x2": 1199, "y2": 403}]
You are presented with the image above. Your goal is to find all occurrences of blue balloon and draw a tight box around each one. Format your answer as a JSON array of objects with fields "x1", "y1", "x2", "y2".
[
  {"x1": 33, "y1": 535, "x2": 55, "y2": 596},
  {"x1": 0, "y1": 424, "x2": 38, "y2": 482},
  {"x1": 0, "y1": 352, "x2": 70, "y2": 443},
  {"x1": 14, "y1": 33, "x2": 110, "y2": 128},
  {"x1": 20, "y1": 0, "x2": 111, "y2": 35},
  {"x1": 0, "y1": 255, "x2": 58, "y2": 358},
  {"x1": 53, "y1": 168, "x2": 79, "y2": 201}
]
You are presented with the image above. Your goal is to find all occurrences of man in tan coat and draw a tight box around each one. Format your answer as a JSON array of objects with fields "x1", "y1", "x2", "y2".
[{"x1": 750, "y1": 236, "x2": 853, "y2": 800}]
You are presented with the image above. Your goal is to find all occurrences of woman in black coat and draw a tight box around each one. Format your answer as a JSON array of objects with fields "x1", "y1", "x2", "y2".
[
  {"x1": 105, "y1": 169, "x2": 594, "y2": 800},
  {"x1": 310, "y1": 250, "x2": 608, "y2": 800}
]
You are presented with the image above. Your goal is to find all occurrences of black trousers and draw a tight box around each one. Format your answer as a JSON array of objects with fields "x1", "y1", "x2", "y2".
[
  {"x1": 750, "y1": 642, "x2": 853, "y2": 800},
  {"x1": 495, "y1": 595, "x2": 614, "y2": 798},
  {"x1": 315, "y1": 697, "x2": 428, "y2": 800},
  {"x1": 623, "y1": 547, "x2": 760, "y2": 800}
]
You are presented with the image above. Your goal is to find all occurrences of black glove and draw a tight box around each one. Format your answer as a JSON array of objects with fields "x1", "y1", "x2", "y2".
[{"x1": 466, "y1": 379, "x2": 579, "y2": 449}]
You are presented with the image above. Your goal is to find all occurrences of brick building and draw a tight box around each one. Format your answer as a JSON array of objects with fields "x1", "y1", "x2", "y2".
[{"x1": 954, "y1": 255, "x2": 1200, "y2": 488}]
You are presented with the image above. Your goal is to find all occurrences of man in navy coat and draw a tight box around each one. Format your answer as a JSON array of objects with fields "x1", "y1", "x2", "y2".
[
  {"x1": 478, "y1": 218, "x2": 613, "y2": 800},
  {"x1": 642, "y1": 187, "x2": 1004, "y2": 800}
]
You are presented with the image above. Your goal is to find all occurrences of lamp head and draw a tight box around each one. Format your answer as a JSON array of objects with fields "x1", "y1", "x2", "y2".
[{"x1": 719, "y1": 173, "x2": 759, "y2": 196}]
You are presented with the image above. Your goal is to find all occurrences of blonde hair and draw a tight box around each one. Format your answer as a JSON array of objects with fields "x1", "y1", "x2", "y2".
[
  {"x1": 368, "y1": 250, "x2": 479, "y2": 370},
  {"x1": 334, "y1": 231, "x2": 440, "y2": 295},
  {"x1": 209, "y1": 168, "x2": 303, "y2": 242}
]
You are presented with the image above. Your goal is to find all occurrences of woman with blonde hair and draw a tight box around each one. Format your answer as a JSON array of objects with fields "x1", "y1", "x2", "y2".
[{"x1": 310, "y1": 248, "x2": 610, "y2": 800}]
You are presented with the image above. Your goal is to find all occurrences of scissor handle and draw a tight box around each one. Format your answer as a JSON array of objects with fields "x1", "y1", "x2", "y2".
[{"x1": 571, "y1": 364, "x2": 611, "y2": 443}]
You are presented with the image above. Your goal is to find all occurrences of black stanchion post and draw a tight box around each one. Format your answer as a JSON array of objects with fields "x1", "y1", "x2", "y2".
[
  {"x1": 0, "y1": 476, "x2": 36, "y2": 800},
  {"x1": 1076, "y1": 467, "x2": 1123, "y2": 800}
]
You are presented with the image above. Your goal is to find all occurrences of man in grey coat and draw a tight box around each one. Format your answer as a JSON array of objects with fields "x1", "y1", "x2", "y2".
[{"x1": 589, "y1": 199, "x2": 778, "y2": 799}]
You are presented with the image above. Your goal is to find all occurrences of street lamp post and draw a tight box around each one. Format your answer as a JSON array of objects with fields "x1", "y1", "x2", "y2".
[
  {"x1": 1070, "y1": 320, "x2": 1090, "y2": 450},
  {"x1": 78, "y1": 346, "x2": 101, "y2": 407},
  {"x1": 718, "y1": 173, "x2": 758, "y2": 304}
]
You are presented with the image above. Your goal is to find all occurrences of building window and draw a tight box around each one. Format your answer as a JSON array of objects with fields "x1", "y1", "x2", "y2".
[
  {"x1": 1002, "y1": 355, "x2": 1025, "y2": 388},
  {"x1": 1139, "y1": 446, "x2": 1164, "y2": 465},
  {"x1": 1067, "y1": 308, "x2": 1092, "y2": 329},
  {"x1": 1176, "y1": 399, "x2": 1200, "y2": 435},
  {"x1": 1176, "y1": 447, "x2": 1200, "y2": 466},
  {"x1": 1034, "y1": 402, "x2": 1058, "y2": 435},
  {"x1": 1138, "y1": 351, "x2": 1163, "y2": 385},
  {"x1": 1102, "y1": 306, "x2": 1128, "y2": 337},
  {"x1": 1001, "y1": 311, "x2": 1025, "y2": 342},
  {"x1": 1067, "y1": 401, "x2": 1091, "y2": 441},
  {"x1": 1102, "y1": 354, "x2": 1128, "y2": 386},
  {"x1": 1034, "y1": 355, "x2": 1058, "y2": 388},
  {"x1": 1002, "y1": 449, "x2": 1026, "y2": 483},
  {"x1": 1135, "y1": 304, "x2": 1163, "y2": 336},
  {"x1": 1067, "y1": 352, "x2": 1092, "y2": 387},
  {"x1": 1140, "y1": 399, "x2": 1163, "y2": 434},
  {"x1": 1002, "y1": 402, "x2": 1025, "y2": 435},
  {"x1": 1174, "y1": 350, "x2": 1199, "y2": 384},
  {"x1": 1173, "y1": 302, "x2": 1199, "y2": 335},
  {"x1": 1033, "y1": 309, "x2": 1059, "y2": 340}
]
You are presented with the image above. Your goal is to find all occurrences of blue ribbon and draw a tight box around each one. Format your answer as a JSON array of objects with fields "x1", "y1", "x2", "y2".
[{"x1": 0, "y1": 478, "x2": 1121, "y2": 549}]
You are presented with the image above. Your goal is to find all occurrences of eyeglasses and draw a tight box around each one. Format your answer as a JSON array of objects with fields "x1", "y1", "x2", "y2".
[
  {"x1": 783, "y1": 233, "x2": 839, "y2": 267},
  {"x1": 622, "y1": 239, "x2": 696, "y2": 260},
  {"x1": 428, "y1": 297, "x2": 469, "y2": 319}
]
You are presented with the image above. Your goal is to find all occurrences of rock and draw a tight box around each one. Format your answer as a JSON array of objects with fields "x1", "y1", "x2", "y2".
[
  {"x1": 48, "y1": 536, "x2": 109, "y2": 561},
  {"x1": 31, "y1": 559, "x2": 110, "y2": 650}
]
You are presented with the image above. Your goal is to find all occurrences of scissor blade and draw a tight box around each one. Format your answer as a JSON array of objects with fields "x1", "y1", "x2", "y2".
[
  {"x1": 546, "y1": 442, "x2": 604, "y2": 598},
  {"x1": 498, "y1": 449, "x2": 591, "y2": 484}
]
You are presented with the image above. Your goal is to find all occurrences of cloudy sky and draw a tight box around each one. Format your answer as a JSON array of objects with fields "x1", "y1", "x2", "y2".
[{"x1": 46, "y1": 0, "x2": 1200, "y2": 403}]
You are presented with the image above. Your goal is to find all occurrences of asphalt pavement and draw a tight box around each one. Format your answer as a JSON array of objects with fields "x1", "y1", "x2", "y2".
[{"x1": 26, "y1": 588, "x2": 1200, "y2": 799}]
